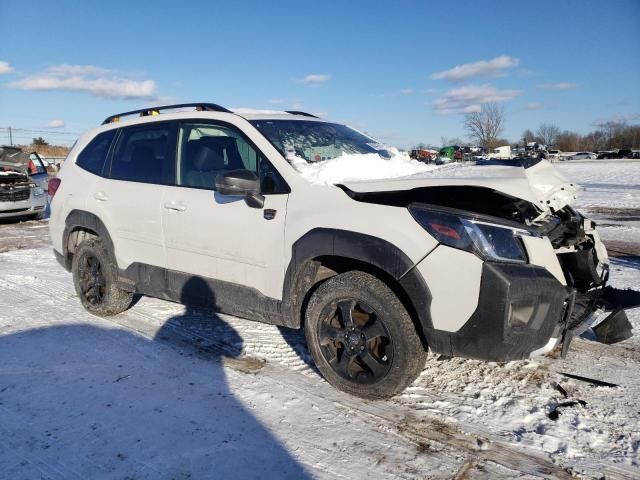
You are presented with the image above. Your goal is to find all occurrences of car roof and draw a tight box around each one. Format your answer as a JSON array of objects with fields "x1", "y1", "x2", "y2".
[
  {"x1": 232, "y1": 109, "x2": 333, "y2": 122},
  {"x1": 100, "y1": 103, "x2": 332, "y2": 127}
]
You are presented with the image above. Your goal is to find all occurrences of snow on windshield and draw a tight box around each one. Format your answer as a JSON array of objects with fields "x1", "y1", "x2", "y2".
[{"x1": 287, "y1": 150, "x2": 440, "y2": 185}]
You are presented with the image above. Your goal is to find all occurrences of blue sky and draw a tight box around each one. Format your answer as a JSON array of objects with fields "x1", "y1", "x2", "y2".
[{"x1": 1, "y1": 0, "x2": 639, "y2": 148}]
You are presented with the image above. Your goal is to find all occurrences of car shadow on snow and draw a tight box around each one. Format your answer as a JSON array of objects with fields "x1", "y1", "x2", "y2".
[
  {"x1": 0, "y1": 276, "x2": 310, "y2": 479},
  {"x1": 277, "y1": 326, "x2": 317, "y2": 371}
]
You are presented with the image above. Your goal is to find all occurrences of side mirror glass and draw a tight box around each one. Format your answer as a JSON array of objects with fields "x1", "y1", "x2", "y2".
[{"x1": 215, "y1": 169, "x2": 264, "y2": 208}]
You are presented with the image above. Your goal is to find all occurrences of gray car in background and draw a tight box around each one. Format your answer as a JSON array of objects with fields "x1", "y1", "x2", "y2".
[{"x1": 0, "y1": 146, "x2": 48, "y2": 220}]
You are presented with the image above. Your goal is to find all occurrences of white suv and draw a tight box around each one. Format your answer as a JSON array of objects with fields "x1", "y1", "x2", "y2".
[{"x1": 49, "y1": 103, "x2": 631, "y2": 398}]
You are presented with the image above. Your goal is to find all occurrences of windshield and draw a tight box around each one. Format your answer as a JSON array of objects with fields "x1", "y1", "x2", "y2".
[{"x1": 249, "y1": 120, "x2": 391, "y2": 163}]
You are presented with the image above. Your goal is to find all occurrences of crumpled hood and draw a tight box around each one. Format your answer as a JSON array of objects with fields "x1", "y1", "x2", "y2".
[{"x1": 341, "y1": 159, "x2": 580, "y2": 212}]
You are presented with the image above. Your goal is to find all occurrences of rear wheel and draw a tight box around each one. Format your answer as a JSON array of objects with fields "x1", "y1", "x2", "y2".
[
  {"x1": 305, "y1": 271, "x2": 427, "y2": 399},
  {"x1": 72, "y1": 238, "x2": 133, "y2": 316}
]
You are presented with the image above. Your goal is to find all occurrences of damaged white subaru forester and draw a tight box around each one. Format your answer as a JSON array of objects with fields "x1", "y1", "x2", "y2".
[{"x1": 49, "y1": 104, "x2": 633, "y2": 399}]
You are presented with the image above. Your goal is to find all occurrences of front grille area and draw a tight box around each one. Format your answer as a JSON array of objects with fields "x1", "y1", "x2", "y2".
[
  {"x1": 0, "y1": 207, "x2": 29, "y2": 214},
  {"x1": 0, "y1": 188, "x2": 30, "y2": 202}
]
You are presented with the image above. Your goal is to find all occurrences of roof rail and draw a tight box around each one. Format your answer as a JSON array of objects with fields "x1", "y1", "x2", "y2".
[
  {"x1": 101, "y1": 103, "x2": 233, "y2": 125},
  {"x1": 284, "y1": 110, "x2": 319, "y2": 118}
]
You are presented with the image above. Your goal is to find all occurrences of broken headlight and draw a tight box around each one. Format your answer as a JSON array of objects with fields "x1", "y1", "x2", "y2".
[{"x1": 409, "y1": 204, "x2": 537, "y2": 264}]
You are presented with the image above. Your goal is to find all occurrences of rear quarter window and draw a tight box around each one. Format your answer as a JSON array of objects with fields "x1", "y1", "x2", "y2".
[{"x1": 76, "y1": 130, "x2": 116, "y2": 176}]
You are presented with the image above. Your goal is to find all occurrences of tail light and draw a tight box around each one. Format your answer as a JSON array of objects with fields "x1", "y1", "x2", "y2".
[{"x1": 48, "y1": 177, "x2": 61, "y2": 198}]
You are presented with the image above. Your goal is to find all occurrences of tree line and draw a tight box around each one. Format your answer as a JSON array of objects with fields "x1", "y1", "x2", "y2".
[
  {"x1": 462, "y1": 103, "x2": 640, "y2": 152},
  {"x1": 522, "y1": 121, "x2": 640, "y2": 152}
]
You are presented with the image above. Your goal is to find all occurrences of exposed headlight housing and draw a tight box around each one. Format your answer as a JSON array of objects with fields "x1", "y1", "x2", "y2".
[
  {"x1": 33, "y1": 187, "x2": 45, "y2": 196},
  {"x1": 409, "y1": 204, "x2": 539, "y2": 264}
]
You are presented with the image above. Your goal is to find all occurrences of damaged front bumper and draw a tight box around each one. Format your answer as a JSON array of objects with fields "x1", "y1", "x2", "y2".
[
  {"x1": 425, "y1": 261, "x2": 633, "y2": 362},
  {"x1": 559, "y1": 278, "x2": 634, "y2": 357}
]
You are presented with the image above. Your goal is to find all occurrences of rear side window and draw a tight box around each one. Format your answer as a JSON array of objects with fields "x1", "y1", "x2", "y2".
[
  {"x1": 110, "y1": 123, "x2": 174, "y2": 184},
  {"x1": 76, "y1": 130, "x2": 116, "y2": 175}
]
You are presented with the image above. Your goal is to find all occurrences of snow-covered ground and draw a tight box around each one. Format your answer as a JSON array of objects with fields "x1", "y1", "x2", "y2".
[
  {"x1": 0, "y1": 160, "x2": 639, "y2": 479},
  {"x1": 556, "y1": 159, "x2": 640, "y2": 251}
]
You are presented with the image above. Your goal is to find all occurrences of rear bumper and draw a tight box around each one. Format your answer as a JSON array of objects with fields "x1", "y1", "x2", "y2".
[{"x1": 425, "y1": 262, "x2": 569, "y2": 361}]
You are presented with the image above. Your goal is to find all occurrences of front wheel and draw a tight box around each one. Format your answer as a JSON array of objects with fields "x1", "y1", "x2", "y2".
[{"x1": 305, "y1": 271, "x2": 427, "y2": 399}]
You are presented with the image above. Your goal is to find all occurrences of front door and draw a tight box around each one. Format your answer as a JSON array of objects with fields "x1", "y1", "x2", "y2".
[{"x1": 162, "y1": 121, "x2": 289, "y2": 300}]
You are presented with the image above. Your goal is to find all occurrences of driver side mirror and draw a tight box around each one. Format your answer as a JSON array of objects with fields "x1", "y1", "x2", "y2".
[{"x1": 215, "y1": 169, "x2": 264, "y2": 208}]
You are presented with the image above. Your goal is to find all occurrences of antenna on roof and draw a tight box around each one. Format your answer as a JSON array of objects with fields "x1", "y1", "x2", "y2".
[{"x1": 102, "y1": 103, "x2": 232, "y2": 124}]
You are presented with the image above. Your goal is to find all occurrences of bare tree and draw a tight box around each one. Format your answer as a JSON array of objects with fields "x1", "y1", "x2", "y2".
[
  {"x1": 464, "y1": 104, "x2": 505, "y2": 149},
  {"x1": 555, "y1": 130, "x2": 581, "y2": 152},
  {"x1": 582, "y1": 130, "x2": 607, "y2": 151},
  {"x1": 522, "y1": 129, "x2": 536, "y2": 144},
  {"x1": 440, "y1": 136, "x2": 463, "y2": 147},
  {"x1": 597, "y1": 121, "x2": 628, "y2": 148},
  {"x1": 536, "y1": 123, "x2": 560, "y2": 146}
]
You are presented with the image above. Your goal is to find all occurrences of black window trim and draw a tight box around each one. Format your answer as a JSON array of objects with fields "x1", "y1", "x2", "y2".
[
  {"x1": 171, "y1": 118, "x2": 291, "y2": 195},
  {"x1": 105, "y1": 121, "x2": 178, "y2": 186}
]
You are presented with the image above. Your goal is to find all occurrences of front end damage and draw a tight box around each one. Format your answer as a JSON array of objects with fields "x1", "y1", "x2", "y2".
[
  {"x1": 340, "y1": 159, "x2": 634, "y2": 359},
  {"x1": 537, "y1": 205, "x2": 633, "y2": 355}
]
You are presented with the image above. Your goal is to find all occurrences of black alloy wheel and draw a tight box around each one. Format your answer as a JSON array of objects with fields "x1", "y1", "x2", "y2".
[{"x1": 317, "y1": 299, "x2": 393, "y2": 384}]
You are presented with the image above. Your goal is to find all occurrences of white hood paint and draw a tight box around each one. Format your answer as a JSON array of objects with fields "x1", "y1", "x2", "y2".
[{"x1": 342, "y1": 160, "x2": 581, "y2": 212}]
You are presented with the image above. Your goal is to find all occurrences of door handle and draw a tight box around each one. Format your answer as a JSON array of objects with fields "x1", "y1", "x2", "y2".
[
  {"x1": 94, "y1": 192, "x2": 109, "y2": 202},
  {"x1": 163, "y1": 202, "x2": 186, "y2": 212}
]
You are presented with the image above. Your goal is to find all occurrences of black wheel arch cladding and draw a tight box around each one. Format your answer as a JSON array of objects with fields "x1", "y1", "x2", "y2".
[
  {"x1": 282, "y1": 228, "x2": 434, "y2": 335},
  {"x1": 62, "y1": 210, "x2": 115, "y2": 270}
]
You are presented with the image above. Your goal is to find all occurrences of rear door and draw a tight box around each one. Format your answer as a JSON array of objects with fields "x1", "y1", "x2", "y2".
[
  {"x1": 161, "y1": 120, "x2": 289, "y2": 299},
  {"x1": 91, "y1": 121, "x2": 176, "y2": 271}
]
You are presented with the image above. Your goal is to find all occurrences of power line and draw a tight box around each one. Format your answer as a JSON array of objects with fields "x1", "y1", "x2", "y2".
[{"x1": 0, "y1": 127, "x2": 81, "y2": 136}]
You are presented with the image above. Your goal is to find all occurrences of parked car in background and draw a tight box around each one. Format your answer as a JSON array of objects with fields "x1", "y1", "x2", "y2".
[
  {"x1": 409, "y1": 148, "x2": 437, "y2": 163},
  {"x1": 546, "y1": 149, "x2": 562, "y2": 161},
  {"x1": 438, "y1": 145, "x2": 463, "y2": 162},
  {"x1": 490, "y1": 145, "x2": 511, "y2": 159},
  {"x1": 597, "y1": 150, "x2": 633, "y2": 159},
  {"x1": 567, "y1": 152, "x2": 596, "y2": 160},
  {"x1": 0, "y1": 146, "x2": 48, "y2": 220}
]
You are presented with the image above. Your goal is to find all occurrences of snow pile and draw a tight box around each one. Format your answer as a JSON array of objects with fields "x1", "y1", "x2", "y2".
[{"x1": 288, "y1": 151, "x2": 440, "y2": 185}]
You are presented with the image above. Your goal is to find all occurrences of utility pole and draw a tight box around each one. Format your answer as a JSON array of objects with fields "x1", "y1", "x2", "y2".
[{"x1": 8, "y1": 126, "x2": 12, "y2": 145}]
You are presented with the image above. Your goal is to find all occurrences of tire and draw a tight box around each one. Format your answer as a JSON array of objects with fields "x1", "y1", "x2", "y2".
[
  {"x1": 72, "y1": 238, "x2": 133, "y2": 316},
  {"x1": 304, "y1": 271, "x2": 427, "y2": 399}
]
